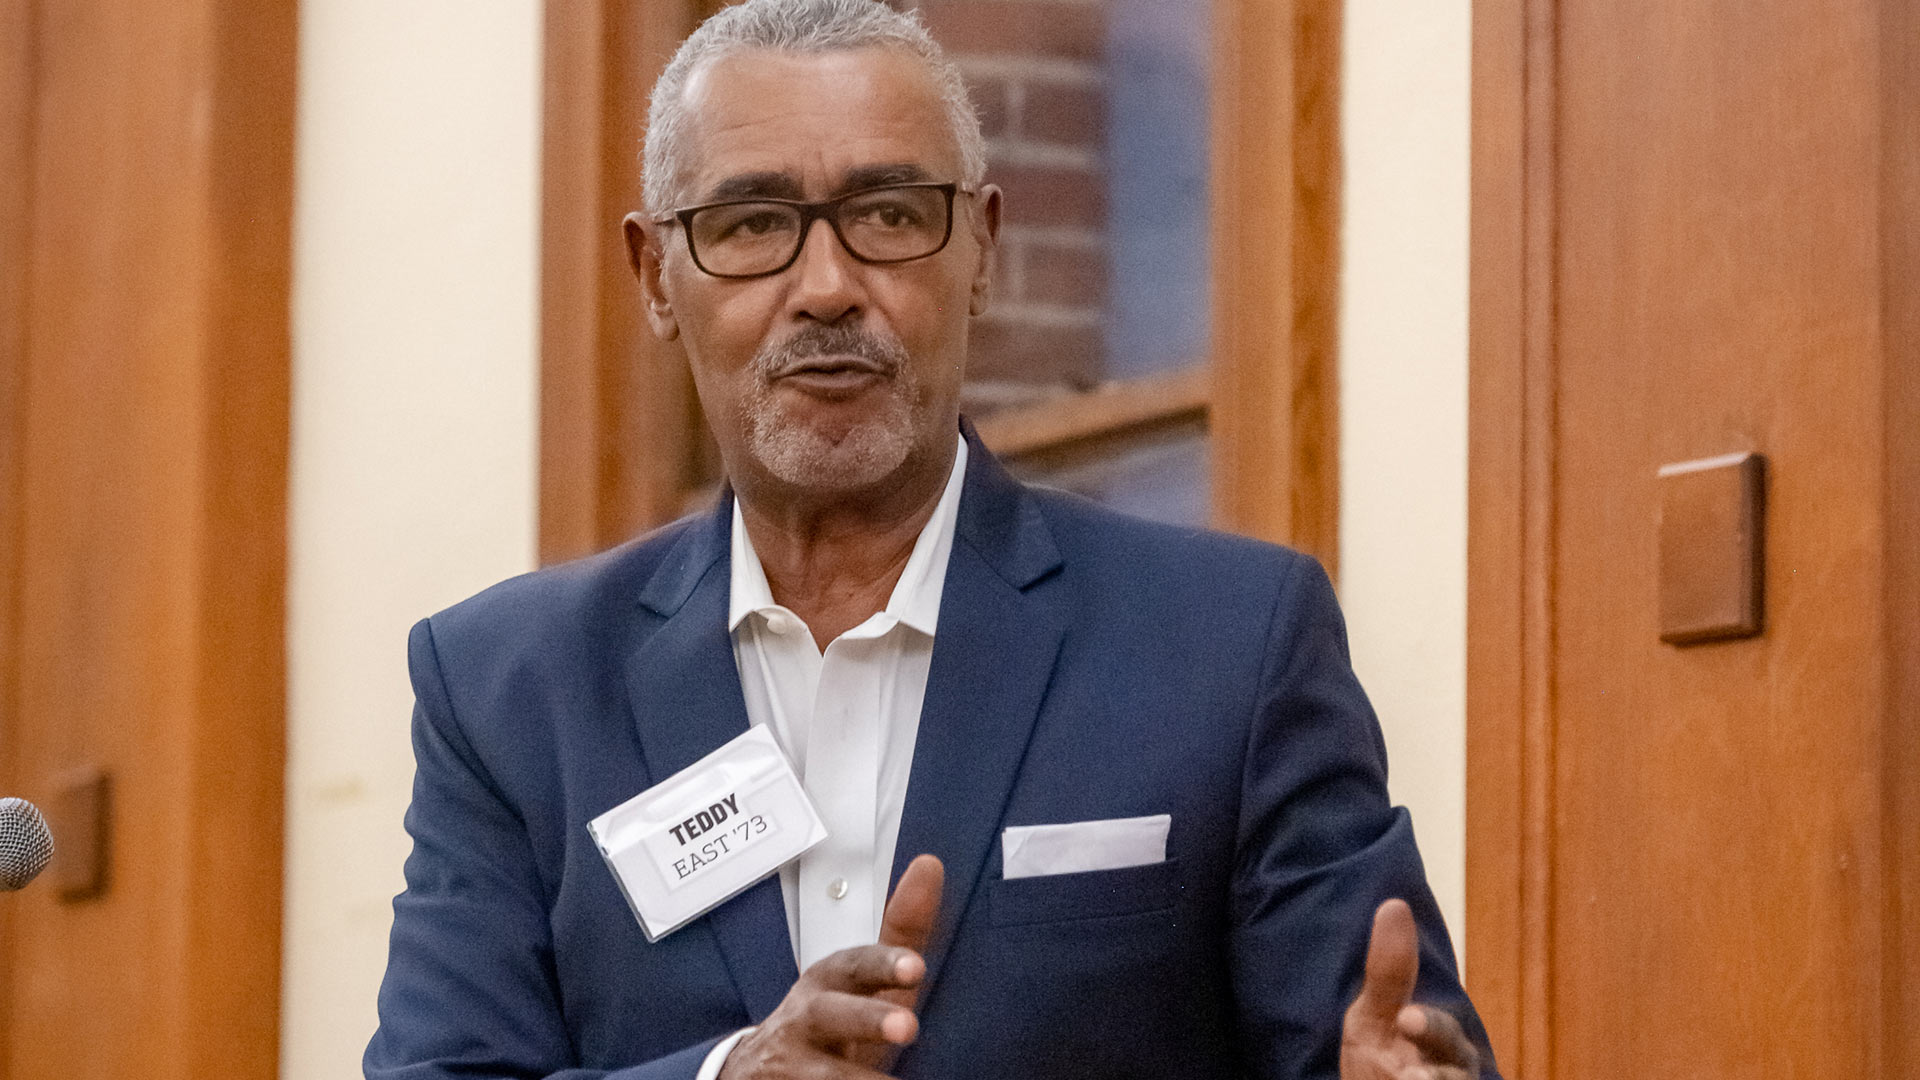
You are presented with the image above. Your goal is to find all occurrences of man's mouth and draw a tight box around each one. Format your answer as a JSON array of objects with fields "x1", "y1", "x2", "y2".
[{"x1": 768, "y1": 353, "x2": 894, "y2": 398}]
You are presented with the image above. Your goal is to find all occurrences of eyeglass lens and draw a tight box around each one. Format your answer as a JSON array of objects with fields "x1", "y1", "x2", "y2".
[{"x1": 688, "y1": 186, "x2": 952, "y2": 277}]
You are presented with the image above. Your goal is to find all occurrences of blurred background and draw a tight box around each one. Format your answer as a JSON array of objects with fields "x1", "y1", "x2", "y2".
[{"x1": 2, "y1": 0, "x2": 1913, "y2": 1078}]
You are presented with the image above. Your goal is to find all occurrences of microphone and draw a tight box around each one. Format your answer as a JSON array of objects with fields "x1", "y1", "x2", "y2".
[{"x1": 1, "y1": 797, "x2": 55, "y2": 891}]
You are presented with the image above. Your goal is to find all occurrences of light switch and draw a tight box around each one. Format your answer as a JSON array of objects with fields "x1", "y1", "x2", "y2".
[
  {"x1": 53, "y1": 766, "x2": 112, "y2": 902},
  {"x1": 1657, "y1": 451, "x2": 1765, "y2": 645}
]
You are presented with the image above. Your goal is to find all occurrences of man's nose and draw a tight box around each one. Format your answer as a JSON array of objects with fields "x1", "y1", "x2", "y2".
[{"x1": 787, "y1": 216, "x2": 862, "y2": 323}]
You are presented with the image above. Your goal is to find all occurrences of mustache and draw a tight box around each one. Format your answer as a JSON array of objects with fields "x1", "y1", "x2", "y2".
[{"x1": 753, "y1": 324, "x2": 911, "y2": 380}]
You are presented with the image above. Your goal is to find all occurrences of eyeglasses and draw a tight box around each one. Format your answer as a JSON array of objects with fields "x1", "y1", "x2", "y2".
[{"x1": 654, "y1": 182, "x2": 973, "y2": 279}]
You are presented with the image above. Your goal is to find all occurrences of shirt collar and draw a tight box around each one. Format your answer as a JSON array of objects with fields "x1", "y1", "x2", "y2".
[{"x1": 728, "y1": 434, "x2": 969, "y2": 638}]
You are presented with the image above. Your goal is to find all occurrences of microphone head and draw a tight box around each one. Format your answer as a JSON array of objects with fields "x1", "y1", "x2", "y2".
[{"x1": 1, "y1": 797, "x2": 55, "y2": 891}]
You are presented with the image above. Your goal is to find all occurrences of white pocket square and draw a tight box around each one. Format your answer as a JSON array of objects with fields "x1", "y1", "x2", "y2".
[{"x1": 1001, "y1": 814, "x2": 1171, "y2": 880}]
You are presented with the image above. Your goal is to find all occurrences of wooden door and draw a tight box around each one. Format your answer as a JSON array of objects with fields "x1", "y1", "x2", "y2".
[
  {"x1": 0, "y1": 0, "x2": 294, "y2": 1076},
  {"x1": 1467, "y1": 0, "x2": 1919, "y2": 1077}
]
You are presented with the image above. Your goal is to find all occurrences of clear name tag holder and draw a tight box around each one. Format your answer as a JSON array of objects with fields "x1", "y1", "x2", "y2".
[{"x1": 588, "y1": 724, "x2": 828, "y2": 942}]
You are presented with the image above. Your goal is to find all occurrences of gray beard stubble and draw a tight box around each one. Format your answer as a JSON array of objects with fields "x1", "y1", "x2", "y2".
[{"x1": 744, "y1": 324, "x2": 922, "y2": 490}]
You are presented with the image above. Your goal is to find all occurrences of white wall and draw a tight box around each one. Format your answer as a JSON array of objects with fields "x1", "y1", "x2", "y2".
[
  {"x1": 1338, "y1": 0, "x2": 1473, "y2": 963},
  {"x1": 282, "y1": 4, "x2": 542, "y2": 1077}
]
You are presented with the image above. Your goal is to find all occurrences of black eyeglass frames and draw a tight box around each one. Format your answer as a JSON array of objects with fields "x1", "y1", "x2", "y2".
[{"x1": 652, "y1": 182, "x2": 975, "y2": 279}]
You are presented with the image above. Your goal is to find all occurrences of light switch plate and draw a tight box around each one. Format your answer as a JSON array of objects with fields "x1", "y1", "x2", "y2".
[
  {"x1": 53, "y1": 766, "x2": 112, "y2": 902},
  {"x1": 1657, "y1": 451, "x2": 1766, "y2": 645}
]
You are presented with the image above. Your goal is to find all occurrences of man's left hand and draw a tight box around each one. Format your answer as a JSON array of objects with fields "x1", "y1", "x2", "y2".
[{"x1": 1339, "y1": 899, "x2": 1482, "y2": 1080}]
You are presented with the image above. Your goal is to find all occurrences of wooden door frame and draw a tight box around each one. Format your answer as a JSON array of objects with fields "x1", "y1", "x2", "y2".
[
  {"x1": 0, "y1": 0, "x2": 35, "y2": 1073},
  {"x1": 0, "y1": 0, "x2": 292, "y2": 1072},
  {"x1": 538, "y1": 0, "x2": 1341, "y2": 569},
  {"x1": 1466, "y1": 1, "x2": 1920, "y2": 1075},
  {"x1": 1210, "y1": 0, "x2": 1340, "y2": 567},
  {"x1": 1884, "y1": 0, "x2": 1920, "y2": 1069},
  {"x1": 540, "y1": 0, "x2": 710, "y2": 563},
  {"x1": 1463, "y1": 0, "x2": 1544, "y2": 1073}
]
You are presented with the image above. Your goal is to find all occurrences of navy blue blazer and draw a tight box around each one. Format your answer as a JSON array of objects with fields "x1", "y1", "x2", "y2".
[{"x1": 366, "y1": 430, "x2": 1497, "y2": 1079}]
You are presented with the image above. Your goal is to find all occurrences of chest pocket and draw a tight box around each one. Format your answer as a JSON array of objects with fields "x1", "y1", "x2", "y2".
[{"x1": 987, "y1": 858, "x2": 1179, "y2": 926}]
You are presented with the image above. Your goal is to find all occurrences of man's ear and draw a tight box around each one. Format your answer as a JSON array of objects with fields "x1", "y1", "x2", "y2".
[
  {"x1": 967, "y1": 184, "x2": 1002, "y2": 318},
  {"x1": 624, "y1": 212, "x2": 680, "y2": 342}
]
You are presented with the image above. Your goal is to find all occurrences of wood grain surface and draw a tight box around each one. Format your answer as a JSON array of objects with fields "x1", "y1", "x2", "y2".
[
  {"x1": 1209, "y1": 0, "x2": 1342, "y2": 571},
  {"x1": 972, "y1": 366, "x2": 1210, "y2": 459},
  {"x1": 1464, "y1": 0, "x2": 1529, "y2": 1068},
  {"x1": 0, "y1": 0, "x2": 292, "y2": 1075},
  {"x1": 0, "y1": 1, "x2": 35, "y2": 1074},
  {"x1": 1468, "y1": 0, "x2": 1919, "y2": 1076},
  {"x1": 540, "y1": 0, "x2": 708, "y2": 563},
  {"x1": 1875, "y1": 2, "x2": 1920, "y2": 1074}
]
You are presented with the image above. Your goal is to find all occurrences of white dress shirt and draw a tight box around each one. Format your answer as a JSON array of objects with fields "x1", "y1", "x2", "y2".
[{"x1": 696, "y1": 436, "x2": 967, "y2": 1078}]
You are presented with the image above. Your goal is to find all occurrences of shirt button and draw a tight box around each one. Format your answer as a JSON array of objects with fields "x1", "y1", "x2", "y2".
[
  {"x1": 827, "y1": 877, "x2": 850, "y2": 900},
  {"x1": 765, "y1": 612, "x2": 793, "y2": 635}
]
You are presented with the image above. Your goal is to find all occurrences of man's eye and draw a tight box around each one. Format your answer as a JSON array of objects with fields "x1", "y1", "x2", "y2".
[
  {"x1": 727, "y1": 211, "x2": 790, "y2": 237},
  {"x1": 701, "y1": 207, "x2": 797, "y2": 246},
  {"x1": 850, "y1": 201, "x2": 923, "y2": 228}
]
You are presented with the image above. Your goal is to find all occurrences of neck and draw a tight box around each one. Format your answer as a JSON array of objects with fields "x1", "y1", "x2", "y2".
[{"x1": 734, "y1": 444, "x2": 956, "y2": 649}]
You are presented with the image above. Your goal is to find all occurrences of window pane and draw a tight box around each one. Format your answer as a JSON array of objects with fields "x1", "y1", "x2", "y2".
[
  {"x1": 1104, "y1": 0, "x2": 1210, "y2": 379},
  {"x1": 1007, "y1": 424, "x2": 1210, "y2": 528},
  {"x1": 914, "y1": 0, "x2": 1213, "y2": 528},
  {"x1": 913, "y1": 0, "x2": 1213, "y2": 402}
]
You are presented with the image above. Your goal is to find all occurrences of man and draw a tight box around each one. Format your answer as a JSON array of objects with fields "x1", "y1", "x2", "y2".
[{"x1": 366, "y1": 1, "x2": 1497, "y2": 1077}]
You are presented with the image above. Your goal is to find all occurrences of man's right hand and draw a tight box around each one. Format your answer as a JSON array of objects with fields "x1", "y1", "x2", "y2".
[{"x1": 720, "y1": 855, "x2": 944, "y2": 1079}]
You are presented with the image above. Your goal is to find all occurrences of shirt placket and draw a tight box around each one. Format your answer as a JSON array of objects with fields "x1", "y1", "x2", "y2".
[{"x1": 795, "y1": 629, "x2": 884, "y2": 971}]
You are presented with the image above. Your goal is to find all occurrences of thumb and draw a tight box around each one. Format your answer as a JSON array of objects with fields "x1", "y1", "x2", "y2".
[
  {"x1": 1355, "y1": 898, "x2": 1420, "y2": 1030},
  {"x1": 879, "y1": 854, "x2": 944, "y2": 956},
  {"x1": 856, "y1": 855, "x2": 944, "y2": 1069}
]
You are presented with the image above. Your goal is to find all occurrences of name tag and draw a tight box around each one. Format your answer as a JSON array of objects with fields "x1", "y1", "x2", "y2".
[{"x1": 588, "y1": 725, "x2": 826, "y2": 942}]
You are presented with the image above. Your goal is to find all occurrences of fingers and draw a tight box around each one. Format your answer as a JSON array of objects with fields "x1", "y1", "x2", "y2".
[
  {"x1": 878, "y1": 854, "x2": 943, "y2": 955},
  {"x1": 730, "y1": 857, "x2": 944, "y2": 1078},
  {"x1": 1397, "y1": 1005, "x2": 1480, "y2": 1073},
  {"x1": 1356, "y1": 898, "x2": 1421, "y2": 1029},
  {"x1": 804, "y1": 944, "x2": 926, "y2": 997},
  {"x1": 1358, "y1": 1069, "x2": 1474, "y2": 1080},
  {"x1": 720, "y1": 1027, "x2": 902, "y2": 1080},
  {"x1": 798, "y1": 989, "x2": 920, "y2": 1047},
  {"x1": 1342, "y1": 907, "x2": 1481, "y2": 1080},
  {"x1": 730, "y1": 944, "x2": 925, "y2": 1079},
  {"x1": 863, "y1": 856, "x2": 942, "y2": 1070}
]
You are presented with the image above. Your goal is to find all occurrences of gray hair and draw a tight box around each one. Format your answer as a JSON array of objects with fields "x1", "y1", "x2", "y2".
[{"x1": 642, "y1": 0, "x2": 987, "y2": 214}]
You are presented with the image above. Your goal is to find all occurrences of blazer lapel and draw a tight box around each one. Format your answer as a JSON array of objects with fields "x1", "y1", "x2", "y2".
[
  {"x1": 889, "y1": 432, "x2": 1068, "y2": 1002},
  {"x1": 625, "y1": 494, "x2": 799, "y2": 1023},
  {"x1": 621, "y1": 435, "x2": 1069, "y2": 1022}
]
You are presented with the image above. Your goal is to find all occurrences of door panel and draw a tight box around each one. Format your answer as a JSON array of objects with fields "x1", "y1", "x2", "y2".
[
  {"x1": 0, "y1": 0, "x2": 293, "y2": 1075},
  {"x1": 1468, "y1": 0, "x2": 1918, "y2": 1076}
]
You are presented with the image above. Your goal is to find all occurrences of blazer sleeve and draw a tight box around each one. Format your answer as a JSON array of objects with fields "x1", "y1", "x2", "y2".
[
  {"x1": 363, "y1": 618, "x2": 719, "y2": 1080},
  {"x1": 1226, "y1": 556, "x2": 1500, "y2": 1080}
]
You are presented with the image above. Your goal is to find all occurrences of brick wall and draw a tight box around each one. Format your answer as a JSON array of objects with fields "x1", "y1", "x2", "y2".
[{"x1": 908, "y1": 0, "x2": 1111, "y2": 408}]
